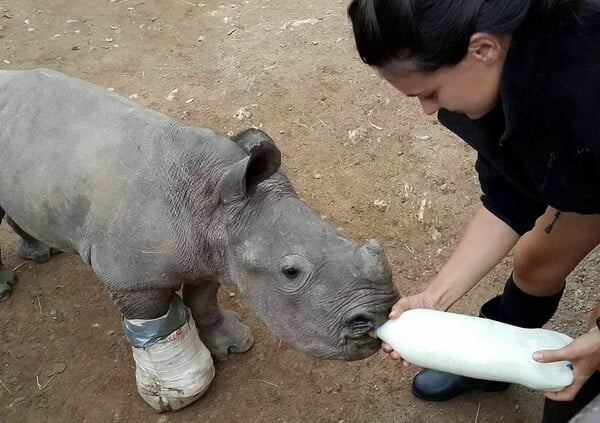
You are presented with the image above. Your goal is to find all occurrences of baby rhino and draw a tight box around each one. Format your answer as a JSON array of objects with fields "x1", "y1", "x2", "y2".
[{"x1": 0, "y1": 69, "x2": 398, "y2": 411}]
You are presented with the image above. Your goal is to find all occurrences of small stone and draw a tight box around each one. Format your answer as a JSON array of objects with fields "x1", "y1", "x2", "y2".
[
  {"x1": 373, "y1": 199, "x2": 388, "y2": 212},
  {"x1": 66, "y1": 19, "x2": 77, "y2": 24},
  {"x1": 92, "y1": 323, "x2": 100, "y2": 327},
  {"x1": 415, "y1": 134, "x2": 430, "y2": 140},
  {"x1": 514, "y1": 403, "x2": 520, "y2": 412},
  {"x1": 228, "y1": 292, "x2": 236, "y2": 297},
  {"x1": 234, "y1": 107, "x2": 252, "y2": 121},
  {"x1": 185, "y1": 98, "x2": 194, "y2": 104},
  {"x1": 103, "y1": 37, "x2": 114, "y2": 43},
  {"x1": 428, "y1": 227, "x2": 441, "y2": 241},
  {"x1": 8, "y1": 397, "x2": 26, "y2": 409},
  {"x1": 45, "y1": 362, "x2": 66, "y2": 376},
  {"x1": 166, "y1": 88, "x2": 178, "y2": 101},
  {"x1": 107, "y1": 330, "x2": 115, "y2": 336},
  {"x1": 157, "y1": 416, "x2": 168, "y2": 423},
  {"x1": 128, "y1": 93, "x2": 139, "y2": 99},
  {"x1": 197, "y1": 35, "x2": 205, "y2": 42},
  {"x1": 347, "y1": 127, "x2": 366, "y2": 144},
  {"x1": 313, "y1": 173, "x2": 322, "y2": 179},
  {"x1": 71, "y1": 46, "x2": 79, "y2": 50}
]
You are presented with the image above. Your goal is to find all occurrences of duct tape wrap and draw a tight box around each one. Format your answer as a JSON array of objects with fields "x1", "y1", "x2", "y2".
[{"x1": 123, "y1": 295, "x2": 188, "y2": 348}]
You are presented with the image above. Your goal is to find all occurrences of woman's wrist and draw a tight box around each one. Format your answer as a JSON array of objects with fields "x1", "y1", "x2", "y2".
[{"x1": 424, "y1": 278, "x2": 462, "y2": 311}]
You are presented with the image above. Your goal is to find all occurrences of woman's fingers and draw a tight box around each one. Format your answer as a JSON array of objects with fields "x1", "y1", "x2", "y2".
[
  {"x1": 543, "y1": 379, "x2": 584, "y2": 402},
  {"x1": 533, "y1": 348, "x2": 571, "y2": 363}
]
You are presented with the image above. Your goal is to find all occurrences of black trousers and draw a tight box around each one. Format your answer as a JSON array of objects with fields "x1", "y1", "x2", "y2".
[{"x1": 541, "y1": 371, "x2": 600, "y2": 423}]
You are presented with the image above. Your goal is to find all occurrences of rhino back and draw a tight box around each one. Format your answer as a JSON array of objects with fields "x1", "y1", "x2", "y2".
[{"x1": 0, "y1": 69, "x2": 242, "y2": 278}]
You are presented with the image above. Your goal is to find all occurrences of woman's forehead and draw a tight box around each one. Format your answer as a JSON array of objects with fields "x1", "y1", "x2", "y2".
[
  {"x1": 380, "y1": 64, "x2": 441, "y2": 93},
  {"x1": 379, "y1": 59, "x2": 423, "y2": 80}
]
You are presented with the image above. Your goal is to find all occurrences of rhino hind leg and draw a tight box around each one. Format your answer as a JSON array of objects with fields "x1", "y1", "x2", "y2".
[
  {"x1": 0, "y1": 208, "x2": 17, "y2": 300},
  {"x1": 183, "y1": 280, "x2": 254, "y2": 361},
  {"x1": 5, "y1": 216, "x2": 60, "y2": 263}
]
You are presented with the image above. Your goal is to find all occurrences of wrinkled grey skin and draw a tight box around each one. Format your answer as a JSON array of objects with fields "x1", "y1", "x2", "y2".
[{"x1": 0, "y1": 69, "x2": 399, "y2": 361}]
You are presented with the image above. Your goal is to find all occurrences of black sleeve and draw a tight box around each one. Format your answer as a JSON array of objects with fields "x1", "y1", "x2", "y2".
[{"x1": 475, "y1": 153, "x2": 546, "y2": 235}]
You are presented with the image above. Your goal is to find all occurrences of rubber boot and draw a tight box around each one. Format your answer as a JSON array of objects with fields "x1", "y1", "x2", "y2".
[{"x1": 412, "y1": 274, "x2": 564, "y2": 402}]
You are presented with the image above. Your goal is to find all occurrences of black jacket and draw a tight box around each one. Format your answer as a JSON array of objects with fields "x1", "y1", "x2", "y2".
[{"x1": 438, "y1": 6, "x2": 600, "y2": 235}]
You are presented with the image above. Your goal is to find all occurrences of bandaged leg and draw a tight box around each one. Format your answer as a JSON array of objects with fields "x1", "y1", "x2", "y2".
[{"x1": 123, "y1": 295, "x2": 215, "y2": 412}]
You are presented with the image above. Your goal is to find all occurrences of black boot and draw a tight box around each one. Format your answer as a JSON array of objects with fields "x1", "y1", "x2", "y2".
[
  {"x1": 411, "y1": 275, "x2": 564, "y2": 402},
  {"x1": 411, "y1": 368, "x2": 509, "y2": 401}
]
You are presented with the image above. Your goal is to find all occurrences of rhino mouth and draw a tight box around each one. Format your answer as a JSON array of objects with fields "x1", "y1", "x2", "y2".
[
  {"x1": 342, "y1": 306, "x2": 394, "y2": 359},
  {"x1": 344, "y1": 318, "x2": 381, "y2": 348},
  {"x1": 343, "y1": 332, "x2": 381, "y2": 360},
  {"x1": 348, "y1": 318, "x2": 375, "y2": 335}
]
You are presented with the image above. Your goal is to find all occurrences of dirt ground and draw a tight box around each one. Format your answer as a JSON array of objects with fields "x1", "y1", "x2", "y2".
[{"x1": 0, "y1": 1, "x2": 597, "y2": 422}]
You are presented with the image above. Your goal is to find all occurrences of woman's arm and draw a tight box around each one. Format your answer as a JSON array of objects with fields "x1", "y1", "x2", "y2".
[
  {"x1": 385, "y1": 205, "x2": 520, "y2": 364},
  {"x1": 389, "y1": 205, "x2": 520, "y2": 318}
]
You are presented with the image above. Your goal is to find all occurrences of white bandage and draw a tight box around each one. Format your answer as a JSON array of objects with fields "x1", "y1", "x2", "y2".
[{"x1": 131, "y1": 310, "x2": 215, "y2": 411}]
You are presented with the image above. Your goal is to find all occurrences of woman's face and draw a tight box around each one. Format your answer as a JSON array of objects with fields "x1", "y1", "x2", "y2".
[{"x1": 380, "y1": 33, "x2": 510, "y2": 120}]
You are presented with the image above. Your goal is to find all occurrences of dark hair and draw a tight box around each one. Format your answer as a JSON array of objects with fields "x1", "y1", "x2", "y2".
[{"x1": 347, "y1": 0, "x2": 582, "y2": 72}]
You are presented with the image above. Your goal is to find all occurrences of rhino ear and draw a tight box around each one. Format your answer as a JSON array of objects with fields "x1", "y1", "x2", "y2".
[
  {"x1": 219, "y1": 138, "x2": 281, "y2": 203},
  {"x1": 231, "y1": 128, "x2": 278, "y2": 155}
]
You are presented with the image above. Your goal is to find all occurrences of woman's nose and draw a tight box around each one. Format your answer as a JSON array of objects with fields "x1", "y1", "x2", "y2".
[{"x1": 419, "y1": 97, "x2": 440, "y2": 115}]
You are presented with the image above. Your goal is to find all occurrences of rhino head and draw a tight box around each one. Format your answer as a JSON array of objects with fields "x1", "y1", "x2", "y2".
[{"x1": 215, "y1": 129, "x2": 399, "y2": 361}]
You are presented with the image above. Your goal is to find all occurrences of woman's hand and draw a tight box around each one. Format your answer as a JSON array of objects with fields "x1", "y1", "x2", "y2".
[
  {"x1": 381, "y1": 292, "x2": 439, "y2": 367},
  {"x1": 533, "y1": 327, "x2": 600, "y2": 401}
]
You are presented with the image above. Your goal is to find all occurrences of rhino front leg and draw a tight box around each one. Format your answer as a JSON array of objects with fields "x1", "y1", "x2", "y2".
[
  {"x1": 0, "y1": 208, "x2": 17, "y2": 301},
  {"x1": 110, "y1": 288, "x2": 173, "y2": 320},
  {"x1": 183, "y1": 280, "x2": 254, "y2": 361},
  {"x1": 6, "y1": 216, "x2": 60, "y2": 263},
  {"x1": 110, "y1": 287, "x2": 215, "y2": 412}
]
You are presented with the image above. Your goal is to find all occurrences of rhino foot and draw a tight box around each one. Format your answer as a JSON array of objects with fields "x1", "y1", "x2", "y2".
[
  {"x1": 196, "y1": 310, "x2": 254, "y2": 361},
  {"x1": 0, "y1": 268, "x2": 17, "y2": 301},
  {"x1": 16, "y1": 239, "x2": 60, "y2": 263}
]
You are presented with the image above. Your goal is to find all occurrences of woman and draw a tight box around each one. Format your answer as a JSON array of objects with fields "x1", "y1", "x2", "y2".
[{"x1": 347, "y1": 1, "x2": 600, "y2": 422}]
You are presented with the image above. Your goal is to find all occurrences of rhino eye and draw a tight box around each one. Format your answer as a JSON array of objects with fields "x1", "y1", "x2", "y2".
[{"x1": 282, "y1": 266, "x2": 300, "y2": 280}]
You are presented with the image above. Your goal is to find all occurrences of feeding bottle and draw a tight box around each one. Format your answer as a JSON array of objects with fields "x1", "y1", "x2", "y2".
[{"x1": 376, "y1": 309, "x2": 574, "y2": 391}]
